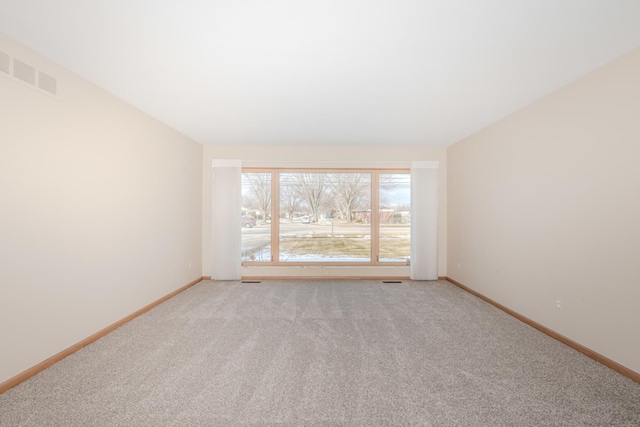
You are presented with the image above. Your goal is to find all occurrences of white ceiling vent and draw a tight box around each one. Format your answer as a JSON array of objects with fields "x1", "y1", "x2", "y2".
[
  {"x1": 13, "y1": 58, "x2": 36, "y2": 85},
  {"x1": 38, "y1": 70, "x2": 57, "y2": 95},
  {"x1": 0, "y1": 51, "x2": 9, "y2": 74}
]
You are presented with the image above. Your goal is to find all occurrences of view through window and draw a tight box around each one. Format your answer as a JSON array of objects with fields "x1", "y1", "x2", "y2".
[
  {"x1": 379, "y1": 174, "x2": 411, "y2": 262},
  {"x1": 241, "y1": 172, "x2": 271, "y2": 262},
  {"x1": 241, "y1": 170, "x2": 410, "y2": 265},
  {"x1": 279, "y1": 172, "x2": 372, "y2": 262}
]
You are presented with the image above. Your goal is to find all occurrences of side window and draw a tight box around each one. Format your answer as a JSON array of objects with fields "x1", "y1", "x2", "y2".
[
  {"x1": 378, "y1": 173, "x2": 411, "y2": 263},
  {"x1": 241, "y1": 172, "x2": 272, "y2": 262}
]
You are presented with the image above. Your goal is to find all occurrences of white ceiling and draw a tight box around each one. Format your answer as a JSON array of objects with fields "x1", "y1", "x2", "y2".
[{"x1": 1, "y1": 1, "x2": 639, "y2": 147}]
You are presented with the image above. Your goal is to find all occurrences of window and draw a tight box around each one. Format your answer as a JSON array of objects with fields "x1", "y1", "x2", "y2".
[
  {"x1": 279, "y1": 172, "x2": 372, "y2": 262},
  {"x1": 241, "y1": 172, "x2": 272, "y2": 262},
  {"x1": 241, "y1": 169, "x2": 410, "y2": 265},
  {"x1": 379, "y1": 174, "x2": 411, "y2": 262}
]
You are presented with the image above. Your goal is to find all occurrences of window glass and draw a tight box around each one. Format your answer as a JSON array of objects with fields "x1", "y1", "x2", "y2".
[
  {"x1": 379, "y1": 173, "x2": 411, "y2": 263},
  {"x1": 241, "y1": 172, "x2": 271, "y2": 262},
  {"x1": 279, "y1": 172, "x2": 371, "y2": 262}
]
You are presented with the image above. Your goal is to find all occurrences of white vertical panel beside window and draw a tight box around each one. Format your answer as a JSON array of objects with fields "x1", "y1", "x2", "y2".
[
  {"x1": 410, "y1": 161, "x2": 439, "y2": 280},
  {"x1": 212, "y1": 160, "x2": 242, "y2": 280}
]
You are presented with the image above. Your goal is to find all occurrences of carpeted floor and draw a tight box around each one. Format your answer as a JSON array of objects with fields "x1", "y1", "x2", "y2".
[{"x1": 1, "y1": 280, "x2": 639, "y2": 426}]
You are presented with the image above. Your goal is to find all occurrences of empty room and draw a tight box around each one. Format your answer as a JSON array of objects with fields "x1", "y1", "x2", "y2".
[{"x1": 1, "y1": 1, "x2": 639, "y2": 425}]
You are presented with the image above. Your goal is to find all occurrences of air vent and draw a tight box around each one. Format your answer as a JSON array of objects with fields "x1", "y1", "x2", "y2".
[
  {"x1": 241, "y1": 280, "x2": 261, "y2": 283},
  {"x1": 0, "y1": 51, "x2": 9, "y2": 74},
  {"x1": 13, "y1": 59, "x2": 36, "y2": 85},
  {"x1": 3, "y1": 54, "x2": 58, "y2": 96},
  {"x1": 382, "y1": 280, "x2": 403, "y2": 283},
  {"x1": 38, "y1": 71, "x2": 57, "y2": 95}
]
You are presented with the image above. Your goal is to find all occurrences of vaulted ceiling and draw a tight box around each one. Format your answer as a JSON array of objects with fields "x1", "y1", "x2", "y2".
[{"x1": 1, "y1": 1, "x2": 639, "y2": 147}]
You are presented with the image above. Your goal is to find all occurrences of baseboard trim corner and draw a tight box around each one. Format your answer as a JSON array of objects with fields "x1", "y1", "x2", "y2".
[
  {"x1": 445, "y1": 277, "x2": 640, "y2": 384},
  {"x1": 0, "y1": 276, "x2": 205, "y2": 395}
]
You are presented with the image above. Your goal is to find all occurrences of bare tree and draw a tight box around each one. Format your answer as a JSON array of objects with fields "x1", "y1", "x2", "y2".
[
  {"x1": 243, "y1": 173, "x2": 271, "y2": 222},
  {"x1": 328, "y1": 173, "x2": 370, "y2": 222},
  {"x1": 280, "y1": 177, "x2": 302, "y2": 219},
  {"x1": 291, "y1": 172, "x2": 328, "y2": 222},
  {"x1": 242, "y1": 193, "x2": 258, "y2": 211}
]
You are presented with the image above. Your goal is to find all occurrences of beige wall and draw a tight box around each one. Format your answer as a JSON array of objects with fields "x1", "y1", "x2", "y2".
[
  {"x1": 202, "y1": 146, "x2": 447, "y2": 278},
  {"x1": 448, "y1": 48, "x2": 640, "y2": 373},
  {"x1": 0, "y1": 33, "x2": 203, "y2": 384}
]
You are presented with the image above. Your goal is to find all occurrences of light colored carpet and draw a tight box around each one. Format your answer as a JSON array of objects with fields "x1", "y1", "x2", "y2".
[{"x1": 1, "y1": 280, "x2": 639, "y2": 426}]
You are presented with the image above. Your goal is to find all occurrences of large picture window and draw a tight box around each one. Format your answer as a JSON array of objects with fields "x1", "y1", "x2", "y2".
[{"x1": 241, "y1": 169, "x2": 410, "y2": 265}]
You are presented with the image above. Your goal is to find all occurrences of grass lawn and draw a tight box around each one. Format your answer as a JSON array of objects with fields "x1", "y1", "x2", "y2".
[{"x1": 279, "y1": 234, "x2": 410, "y2": 260}]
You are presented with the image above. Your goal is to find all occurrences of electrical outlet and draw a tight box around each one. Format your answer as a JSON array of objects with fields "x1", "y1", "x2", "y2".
[
  {"x1": 457, "y1": 262, "x2": 462, "y2": 269},
  {"x1": 188, "y1": 262, "x2": 192, "y2": 269},
  {"x1": 556, "y1": 298, "x2": 562, "y2": 311}
]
